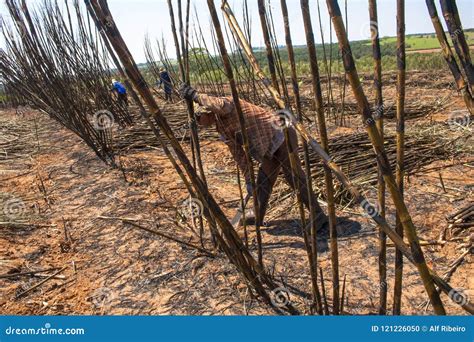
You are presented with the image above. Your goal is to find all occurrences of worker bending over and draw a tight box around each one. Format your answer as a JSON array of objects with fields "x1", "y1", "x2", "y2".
[
  {"x1": 179, "y1": 84, "x2": 328, "y2": 230},
  {"x1": 111, "y1": 79, "x2": 128, "y2": 107}
]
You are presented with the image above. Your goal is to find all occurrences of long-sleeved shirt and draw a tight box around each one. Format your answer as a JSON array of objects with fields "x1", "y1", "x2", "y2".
[
  {"x1": 196, "y1": 94, "x2": 284, "y2": 180},
  {"x1": 112, "y1": 81, "x2": 127, "y2": 95}
]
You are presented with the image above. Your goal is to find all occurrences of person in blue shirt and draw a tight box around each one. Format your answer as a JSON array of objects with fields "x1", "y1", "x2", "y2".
[
  {"x1": 158, "y1": 68, "x2": 173, "y2": 102},
  {"x1": 111, "y1": 79, "x2": 128, "y2": 107}
]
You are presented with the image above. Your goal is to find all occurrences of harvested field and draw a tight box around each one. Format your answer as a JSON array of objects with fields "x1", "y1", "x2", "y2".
[
  {"x1": 1, "y1": 70, "x2": 472, "y2": 315},
  {"x1": 1, "y1": 0, "x2": 473, "y2": 322}
]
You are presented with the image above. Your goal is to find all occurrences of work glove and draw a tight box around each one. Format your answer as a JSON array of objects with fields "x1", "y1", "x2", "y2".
[{"x1": 179, "y1": 83, "x2": 198, "y2": 102}]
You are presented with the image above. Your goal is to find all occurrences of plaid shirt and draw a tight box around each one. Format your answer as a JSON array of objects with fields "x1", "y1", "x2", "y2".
[{"x1": 196, "y1": 94, "x2": 284, "y2": 180}]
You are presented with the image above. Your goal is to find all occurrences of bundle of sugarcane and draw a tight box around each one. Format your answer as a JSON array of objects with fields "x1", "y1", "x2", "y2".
[
  {"x1": 446, "y1": 203, "x2": 474, "y2": 239},
  {"x1": 302, "y1": 130, "x2": 457, "y2": 204},
  {"x1": 113, "y1": 102, "x2": 221, "y2": 152},
  {"x1": 298, "y1": 97, "x2": 449, "y2": 121},
  {"x1": 0, "y1": 114, "x2": 49, "y2": 164},
  {"x1": 0, "y1": 119, "x2": 34, "y2": 159},
  {"x1": 113, "y1": 122, "x2": 219, "y2": 152}
]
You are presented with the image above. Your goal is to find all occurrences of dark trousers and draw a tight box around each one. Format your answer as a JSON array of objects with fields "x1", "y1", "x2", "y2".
[
  {"x1": 256, "y1": 128, "x2": 328, "y2": 230},
  {"x1": 118, "y1": 92, "x2": 128, "y2": 107}
]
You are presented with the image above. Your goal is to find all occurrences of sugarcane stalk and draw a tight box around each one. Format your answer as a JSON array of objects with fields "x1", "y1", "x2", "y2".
[
  {"x1": 253, "y1": 0, "x2": 318, "y2": 312},
  {"x1": 300, "y1": 0, "x2": 340, "y2": 315},
  {"x1": 339, "y1": 0, "x2": 348, "y2": 126},
  {"x1": 440, "y1": 0, "x2": 474, "y2": 90},
  {"x1": 319, "y1": 267, "x2": 330, "y2": 315},
  {"x1": 177, "y1": 1, "x2": 192, "y2": 88},
  {"x1": 168, "y1": 0, "x2": 212, "y2": 246},
  {"x1": 166, "y1": 0, "x2": 184, "y2": 78},
  {"x1": 207, "y1": 0, "x2": 264, "y2": 269},
  {"x1": 325, "y1": 0, "x2": 445, "y2": 315},
  {"x1": 235, "y1": 166, "x2": 249, "y2": 248},
  {"x1": 340, "y1": 274, "x2": 347, "y2": 312},
  {"x1": 192, "y1": 16, "x2": 226, "y2": 95},
  {"x1": 169, "y1": 0, "x2": 197, "y2": 168},
  {"x1": 242, "y1": 0, "x2": 261, "y2": 103},
  {"x1": 266, "y1": 4, "x2": 289, "y2": 104},
  {"x1": 316, "y1": 0, "x2": 333, "y2": 119},
  {"x1": 393, "y1": 0, "x2": 406, "y2": 315},
  {"x1": 284, "y1": 124, "x2": 319, "y2": 314},
  {"x1": 425, "y1": 0, "x2": 473, "y2": 114},
  {"x1": 280, "y1": 0, "x2": 323, "y2": 315},
  {"x1": 368, "y1": 0, "x2": 387, "y2": 315},
  {"x1": 257, "y1": 0, "x2": 280, "y2": 94},
  {"x1": 328, "y1": 14, "x2": 336, "y2": 120}
]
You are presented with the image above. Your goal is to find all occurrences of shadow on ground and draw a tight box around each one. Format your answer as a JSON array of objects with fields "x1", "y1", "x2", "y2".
[{"x1": 263, "y1": 216, "x2": 362, "y2": 253}]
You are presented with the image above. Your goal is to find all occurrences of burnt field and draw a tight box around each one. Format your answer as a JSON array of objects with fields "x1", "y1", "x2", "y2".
[
  {"x1": 1, "y1": 0, "x2": 474, "y2": 319},
  {"x1": 1, "y1": 71, "x2": 472, "y2": 315}
]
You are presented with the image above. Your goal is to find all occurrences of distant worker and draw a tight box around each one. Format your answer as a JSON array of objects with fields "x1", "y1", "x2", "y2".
[
  {"x1": 179, "y1": 83, "x2": 329, "y2": 230},
  {"x1": 158, "y1": 68, "x2": 173, "y2": 102},
  {"x1": 111, "y1": 79, "x2": 128, "y2": 107}
]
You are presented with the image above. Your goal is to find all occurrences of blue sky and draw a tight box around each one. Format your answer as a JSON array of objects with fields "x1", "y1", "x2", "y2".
[{"x1": 1, "y1": 0, "x2": 473, "y2": 63}]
